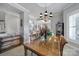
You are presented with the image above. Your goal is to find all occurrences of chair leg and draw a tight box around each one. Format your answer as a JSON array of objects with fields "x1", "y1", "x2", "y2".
[{"x1": 31, "y1": 52, "x2": 33, "y2": 56}]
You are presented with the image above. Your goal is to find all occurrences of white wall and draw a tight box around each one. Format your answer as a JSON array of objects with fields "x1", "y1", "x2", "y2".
[
  {"x1": 7, "y1": 3, "x2": 31, "y2": 43},
  {"x1": 5, "y1": 11, "x2": 20, "y2": 35},
  {"x1": 63, "y1": 3, "x2": 79, "y2": 43},
  {"x1": 51, "y1": 12, "x2": 63, "y2": 34},
  {"x1": 0, "y1": 11, "x2": 5, "y2": 20}
]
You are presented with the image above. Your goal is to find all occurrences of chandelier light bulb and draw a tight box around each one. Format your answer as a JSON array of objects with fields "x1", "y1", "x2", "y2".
[
  {"x1": 39, "y1": 11, "x2": 53, "y2": 19},
  {"x1": 40, "y1": 13, "x2": 43, "y2": 17},
  {"x1": 49, "y1": 12, "x2": 53, "y2": 17},
  {"x1": 44, "y1": 10, "x2": 48, "y2": 16}
]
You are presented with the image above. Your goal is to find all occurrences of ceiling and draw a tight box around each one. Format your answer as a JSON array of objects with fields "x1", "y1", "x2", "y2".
[
  {"x1": 0, "y1": 3, "x2": 74, "y2": 18},
  {"x1": 0, "y1": 3, "x2": 23, "y2": 14},
  {"x1": 19, "y1": 3, "x2": 73, "y2": 17}
]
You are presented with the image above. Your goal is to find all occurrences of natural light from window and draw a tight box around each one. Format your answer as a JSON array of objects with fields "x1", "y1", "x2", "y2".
[{"x1": 69, "y1": 13, "x2": 79, "y2": 41}]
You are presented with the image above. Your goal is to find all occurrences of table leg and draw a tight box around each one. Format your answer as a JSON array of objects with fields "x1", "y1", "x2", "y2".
[{"x1": 24, "y1": 46, "x2": 28, "y2": 56}]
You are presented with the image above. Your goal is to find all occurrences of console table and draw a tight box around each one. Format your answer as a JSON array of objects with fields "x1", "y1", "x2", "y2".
[{"x1": 0, "y1": 35, "x2": 22, "y2": 53}]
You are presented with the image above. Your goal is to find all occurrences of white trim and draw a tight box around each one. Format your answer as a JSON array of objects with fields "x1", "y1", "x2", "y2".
[
  {"x1": 0, "y1": 9, "x2": 20, "y2": 17},
  {"x1": 8, "y1": 3, "x2": 30, "y2": 13}
]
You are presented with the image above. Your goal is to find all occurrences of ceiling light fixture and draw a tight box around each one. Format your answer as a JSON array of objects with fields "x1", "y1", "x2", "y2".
[{"x1": 39, "y1": 4, "x2": 53, "y2": 20}]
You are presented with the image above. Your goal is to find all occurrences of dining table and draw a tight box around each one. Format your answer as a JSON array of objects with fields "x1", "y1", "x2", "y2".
[{"x1": 23, "y1": 35, "x2": 67, "y2": 56}]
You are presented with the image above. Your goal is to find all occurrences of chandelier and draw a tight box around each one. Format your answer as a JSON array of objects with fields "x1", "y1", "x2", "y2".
[
  {"x1": 39, "y1": 3, "x2": 53, "y2": 20},
  {"x1": 39, "y1": 10, "x2": 53, "y2": 20}
]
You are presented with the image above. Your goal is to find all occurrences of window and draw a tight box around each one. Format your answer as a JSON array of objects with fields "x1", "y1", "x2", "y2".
[
  {"x1": 69, "y1": 13, "x2": 79, "y2": 41},
  {"x1": 0, "y1": 20, "x2": 5, "y2": 33}
]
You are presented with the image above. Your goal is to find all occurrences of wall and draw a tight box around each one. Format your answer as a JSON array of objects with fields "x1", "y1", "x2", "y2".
[
  {"x1": 0, "y1": 10, "x2": 20, "y2": 37},
  {"x1": 5, "y1": 11, "x2": 20, "y2": 35},
  {"x1": 63, "y1": 3, "x2": 79, "y2": 43},
  {"x1": 51, "y1": 12, "x2": 63, "y2": 34},
  {"x1": 7, "y1": 3, "x2": 31, "y2": 43},
  {"x1": 0, "y1": 11, "x2": 5, "y2": 20}
]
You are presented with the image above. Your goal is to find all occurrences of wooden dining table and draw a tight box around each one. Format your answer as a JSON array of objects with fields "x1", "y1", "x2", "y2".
[{"x1": 24, "y1": 35, "x2": 67, "y2": 56}]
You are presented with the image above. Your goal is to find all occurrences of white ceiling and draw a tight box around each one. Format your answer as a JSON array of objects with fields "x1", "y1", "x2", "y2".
[
  {"x1": 0, "y1": 3, "x2": 23, "y2": 14},
  {"x1": 19, "y1": 3, "x2": 73, "y2": 17},
  {"x1": 0, "y1": 3, "x2": 74, "y2": 18}
]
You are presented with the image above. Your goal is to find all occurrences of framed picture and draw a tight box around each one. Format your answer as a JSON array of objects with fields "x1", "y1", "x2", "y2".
[
  {"x1": 56, "y1": 22, "x2": 64, "y2": 35},
  {"x1": 0, "y1": 20, "x2": 5, "y2": 33}
]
